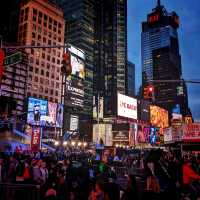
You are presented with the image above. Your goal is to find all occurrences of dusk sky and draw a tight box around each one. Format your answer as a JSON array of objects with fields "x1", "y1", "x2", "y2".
[{"x1": 127, "y1": 0, "x2": 200, "y2": 121}]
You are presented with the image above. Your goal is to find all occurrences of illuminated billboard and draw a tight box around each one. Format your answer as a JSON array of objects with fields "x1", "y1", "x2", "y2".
[
  {"x1": 70, "y1": 55, "x2": 85, "y2": 79},
  {"x1": 150, "y1": 105, "x2": 168, "y2": 128},
  {"x1": 27, "y1": 98, "x2": 63, "y2": 127},
  {"x1": 56, "y1": 103, "x2": 63, "y2": 128},
  {"x1": 65, "y1": 78, "x2": 84, "y2": 108},
  {"x1": 117, "y1": 93, "x2": 137, "y2": 120},
  {"x1": 27, "y1": 98, "x2": 48, "y2": 126}
]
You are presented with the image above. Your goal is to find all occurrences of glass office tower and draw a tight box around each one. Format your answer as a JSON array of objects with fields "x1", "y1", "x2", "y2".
[{"x1": 141, "y1": 0, "x2": 190, "y2": 115}]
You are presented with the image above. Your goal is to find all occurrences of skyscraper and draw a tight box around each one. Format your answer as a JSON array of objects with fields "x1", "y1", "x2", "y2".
[
  {"x1": 94, "y1": 0, "x2": 127, "y2": 117},
  {"x1": 141, "y1": 0, "x2": 189, "y2": 115},
  {"x1": 18, "y1": 0, "x2": 65, "y2": 103},
  {"x1": 126, "y1": 61, "x2": 135, "y2": 97},
  {"x1": 59, "y1": 0, "x2": 127, "y2": 119},
  {"x1": 59, "y1": 0, "x2": 95, "y2": 117}
]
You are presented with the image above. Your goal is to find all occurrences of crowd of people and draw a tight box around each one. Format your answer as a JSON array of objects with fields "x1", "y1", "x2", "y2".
[{"x1": 0, "y1": 148, "x2": 200, "y2": 200}]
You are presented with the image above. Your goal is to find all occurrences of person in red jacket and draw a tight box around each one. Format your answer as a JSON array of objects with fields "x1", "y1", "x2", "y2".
[{"x1": 182, "y1": 160, "x2": 200, "y2": 186}]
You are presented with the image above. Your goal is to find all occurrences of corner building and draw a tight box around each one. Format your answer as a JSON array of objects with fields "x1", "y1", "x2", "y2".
[
  {"x1": 141, "y1": 0, "x2": 190, "y2": 116},
  {"x1": 18, "y1": 0, "x2": 65, "y2": 103}
]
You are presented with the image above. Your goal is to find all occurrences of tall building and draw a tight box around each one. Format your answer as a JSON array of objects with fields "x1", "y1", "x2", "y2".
[
  {"x1": 126, "y1": 61, "x2": 135, "y2": 97},
  {"x1": 141, "y1": 0, "x2": 189, "y2": 115},
  {"x1": 58, "y1": 0, "x2": 127, "y2": 118},
  {"x1": 95, "y1": 0, "x2": 127, "y2": 117},
  {"x1": 0, "y1": 0, "x2": 21, "y2": 43},
  {"x1": 18, "y1": 0, "x2": 65, "y2": 103},
  {"x1": 60, "y1": 0, "x2": 95, "y2": 117}
]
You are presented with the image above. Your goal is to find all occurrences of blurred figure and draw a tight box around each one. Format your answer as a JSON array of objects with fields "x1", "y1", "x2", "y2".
[{"x1": 121, "y1": 174, "x2": 138, "y2": 200}]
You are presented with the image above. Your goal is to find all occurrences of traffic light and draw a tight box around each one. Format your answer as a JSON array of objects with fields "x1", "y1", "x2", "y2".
[
  {"x1": 143, "y1": 85, "x2": 154, "y2": 99},
  {"x1": 61, "y1": 52, "x2": 72, "y2": 77},
  {"x1": 0, "y1": 48, "x2": 5, "y2": 84}
]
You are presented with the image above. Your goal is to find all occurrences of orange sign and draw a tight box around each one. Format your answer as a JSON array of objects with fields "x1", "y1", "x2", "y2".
[{"x1": 150, "y1": 105, "x2": 169, "y2": 128}]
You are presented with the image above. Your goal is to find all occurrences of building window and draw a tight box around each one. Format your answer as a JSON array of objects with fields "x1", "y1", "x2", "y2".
[
  {"x1": 46, "y1": 71, "x2": 49, "y2": 77},
  {"x1": 40, "y1": 78, "x2": 44, "y2": 84},
  {"x1": 45, "y1": 88, "x2": 48, "y2": 94},
  {"x1": 41, "y1": 69, "x2": 44, "y2": 75},
  {"x1": 39, "y1": 86, "x2": 43, "y2": 93},
  {"x1": 47, "y1": 63, "x2": 50, "y2": 69},
  {"x1": 56, "y1": 82, "x2": 59, "y2": 88},
  {"x1": 47, "y1": 55, "x2": 50, "y2": 61},
  {"x1": 29, "y1": 66, "x2": 33, "y2": 72},
  {"x1": 35, "y1": 68, "x2": 39, "y2": 74},
  {"x1": 34, "y1": 76, "x2": 38, "y2": 82},
  {"x1": 55, "y1": 91, "x2": 58, "y2": 96},
  {"x1": 50, "y1": 89, "x2": 53, "y2": 95}
]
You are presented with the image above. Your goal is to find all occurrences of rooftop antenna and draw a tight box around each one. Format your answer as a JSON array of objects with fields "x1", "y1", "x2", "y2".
[{"x1": 157, "y1": 0, "x2": 161, "y2": 6}]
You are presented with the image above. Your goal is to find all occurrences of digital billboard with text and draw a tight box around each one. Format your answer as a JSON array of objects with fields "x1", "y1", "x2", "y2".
[
  {"x1": 65, "y1": 78, "x2": 84, "y2": 108},
  {"x1": 117, "y1": 93, "x2": 137, "y2": 120}
]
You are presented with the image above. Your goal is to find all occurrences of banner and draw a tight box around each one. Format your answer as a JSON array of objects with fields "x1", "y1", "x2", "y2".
[
  {"x1": 117, "y1": 93, "x2": 137, "y2": 119},
  {"x1": 182, "y1": 123, "x2": 200, "y2": 142},
  {"x1": 31, "y1": 127, "x2": 41, "y2": 151}
]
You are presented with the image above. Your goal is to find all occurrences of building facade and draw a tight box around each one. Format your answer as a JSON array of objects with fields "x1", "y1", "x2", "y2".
[
  {"x1": 141, "y1": 0, "x2": 190, "y2": 115},
  {"x1": 126, "y1": 61, "x2": 135, "y2": 97},
  {"x1": 0, "y1": 50, "x2": 28, "y2": 115},
  {"x1": 18, "y1": 0, "x2": 65, "y2": 103}
]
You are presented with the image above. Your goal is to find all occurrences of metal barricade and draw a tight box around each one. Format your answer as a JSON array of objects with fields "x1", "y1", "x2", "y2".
[{"x1": 0, "y1": 183, "x2": 40, "y2": 200}]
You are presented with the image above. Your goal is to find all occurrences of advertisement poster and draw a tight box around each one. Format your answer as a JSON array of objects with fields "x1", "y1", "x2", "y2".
[
  {"x1": 70, "y1": 54, "x2": 85, "y2": 79},
  {"x1": 70, "y1": 115, "x2": 79, "y2": 131},
  {"x1": 150, "y1": 105, "x2": 169, "y2": 128},
  {"x1": 182, "y1": 123, "x2": 200, "y2": 142},
  {"x1": 27, "y1": 97, "x2": 48, "y2": 126},
  {"x1": 65, "y1": 79, "x2": 84, "y2": 108},
  {"x1": 164, "y1": 127, "x2": 173, "y2": 143},
  {"x1": 56, "y1": 103, "x2": 64, "y2": 128},
  {"x1": 31, "y1": 127, "x2": 41, "y2": 151},
  {"x1": 117, "y1": 93, "x2": 137, "y2": 120},
  {"x1": 137, "y1": 125, "x2": 150, "y2": 143},
  {"x1": 46, "y1": 102, "x2": 57, "y2": 126}
]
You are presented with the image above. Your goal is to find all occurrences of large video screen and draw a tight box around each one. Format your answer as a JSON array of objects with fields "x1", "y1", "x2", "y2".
[
  {"x1": 150, "y1": 105, "x2": 168, "y2": 128},
  {"x1": 71, "y1": 54, "x2": 85, "y2": 79},
  {"x1": 27, "y1": 97, "x2": 63, "y2": 127},
  {"x1": 27, "y1": 98, "x2": 48, "y2": 126},
  {"x1": 117, "y1": 93, "x2": 137, "y2": 119}
]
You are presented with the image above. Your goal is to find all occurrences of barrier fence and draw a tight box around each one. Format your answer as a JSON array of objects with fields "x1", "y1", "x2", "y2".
[{"x1": 0, "y1": 183, "x2": 40, "y2": 200}]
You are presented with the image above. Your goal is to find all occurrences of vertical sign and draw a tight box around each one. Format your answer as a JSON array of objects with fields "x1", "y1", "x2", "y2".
[{"x1": 31, "y1": 127, "x2": 41, "y2": 151}]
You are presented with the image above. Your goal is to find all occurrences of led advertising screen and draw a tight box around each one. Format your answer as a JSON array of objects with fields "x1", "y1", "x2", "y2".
[
  {"x1": 70, "y1": 54, "x2": 85, "y2": 79},
  {"x1": 27, "y1": 97, "x2": 48, "y2": 126},
  {"x1": 27, "y1": 98, "x2": 63, "y2": 127},
  {"x1": 117, "y1": 93, "x2": 137, "y2": 120},
  {"x1": 150, "y1": 105, "x2": 169, "y2": 128},
  {"x1": 56, "y1": 103, "x2": 63, "y2": 128},
  {"x1": 65, "y1": 78, "x2": 84, "y2": 108}
]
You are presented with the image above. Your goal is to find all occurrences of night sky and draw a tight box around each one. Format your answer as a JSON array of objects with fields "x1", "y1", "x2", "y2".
[{"x1": 127, "y1": 0, "x2": 200, "y2": 121}]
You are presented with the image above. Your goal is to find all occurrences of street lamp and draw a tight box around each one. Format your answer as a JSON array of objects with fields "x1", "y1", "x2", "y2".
[
  {"x1": 63, "y1": 141, "x2": 67, "y2": 146},
  {"x1": 71, "y1": 141, "x2": 76, "y2": 147},
  {"x1": 83, "y1": 142, "x2": 87, "y2": 147},
  {"x1": 54, "y1": 141, "x2": 59, "y2": 146}
]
